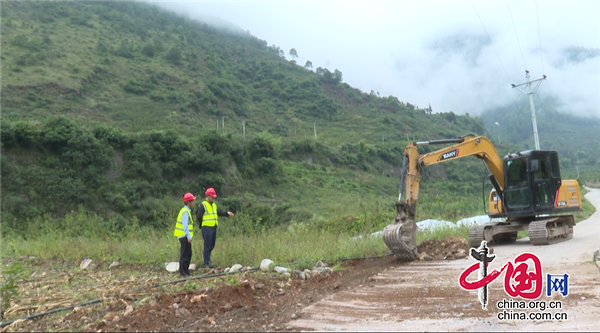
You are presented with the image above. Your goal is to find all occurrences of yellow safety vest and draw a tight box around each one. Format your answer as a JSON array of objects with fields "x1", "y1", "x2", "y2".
[
  {"x1": 201, "y1": 201, "x2": 219, "y2": 227},
  {"x1": 174, "y1": 206, "x2": 194, "y2": 238}
]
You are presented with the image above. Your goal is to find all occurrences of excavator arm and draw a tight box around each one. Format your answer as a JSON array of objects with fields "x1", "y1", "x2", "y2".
[{"x1": 383, "y1": 135, "x2": 505, "y2": 261}]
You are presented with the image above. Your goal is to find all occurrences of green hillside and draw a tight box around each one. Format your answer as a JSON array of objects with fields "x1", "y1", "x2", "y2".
[
  {"x1": 481, "y1": 96, "x2": 600, "y2": 182},
  {"x1": 1, "y1": 1, "x2": 594, "y2": 238}
]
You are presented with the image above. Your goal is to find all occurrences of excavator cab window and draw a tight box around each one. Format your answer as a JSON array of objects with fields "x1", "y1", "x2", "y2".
[
  {"x1": 549, "y1": 152, "x2": 561, "y2": 179},
  {"x1": 505, "y1": 158, "x2": 530, "y2": 208},
  {"x1": 532, "y1": 157, "x2": 553, "y2": 208}
]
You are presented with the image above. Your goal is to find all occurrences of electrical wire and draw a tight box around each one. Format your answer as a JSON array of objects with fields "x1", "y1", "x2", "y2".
[
  {"x1": 534, "y1": 0, "x2": 545, "y2": 74},
  {"x1": 471, "y1": 1, "x2": 512, "y2": 85},
  {"x1": 490, "y1": 92, "x2": 525, "y2": 134},
  {"x1": 506, "y1": 1, "x2": 527, "y2": 70}
]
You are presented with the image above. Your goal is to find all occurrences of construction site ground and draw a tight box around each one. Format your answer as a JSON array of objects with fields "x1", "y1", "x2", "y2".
[{"x1": 3, "y1": 189, "x2": 599, "y2": 332}]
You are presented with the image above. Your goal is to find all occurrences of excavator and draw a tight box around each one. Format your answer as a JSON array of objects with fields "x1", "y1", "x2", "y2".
[{"x1": 383, "y1": 135, "x2": 582, "y2": 261}]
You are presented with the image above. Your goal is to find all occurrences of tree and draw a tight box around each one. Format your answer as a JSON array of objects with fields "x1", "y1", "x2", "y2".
[
  {"x1": 304, "y1": 60, "x2": 313, "y2": 69},
  {"x1": 142, "y1": 43, "x2": 154, "y2": 57},
  {"x1": 166, "y1": 46, "x2": 181, "y2": 64},
  {"x1": 289, "y1": 48, "x2": 298, "y2": 59},
  {"x1": 333, "y1": 69, "x2": 343, "y2": 83},
  {"x1": 278, "y1": 49, "x2": 285, "y2": 58}
]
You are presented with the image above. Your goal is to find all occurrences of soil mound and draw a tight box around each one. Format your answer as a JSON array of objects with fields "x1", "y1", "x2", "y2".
[{"x1": 417, "y1": 236, "x2": 469, "y2": 260}]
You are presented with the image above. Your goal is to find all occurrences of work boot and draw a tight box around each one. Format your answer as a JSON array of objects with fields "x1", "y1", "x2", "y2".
[{"x1": 204, "y1": 262, "x2": 214, "y2": 269}]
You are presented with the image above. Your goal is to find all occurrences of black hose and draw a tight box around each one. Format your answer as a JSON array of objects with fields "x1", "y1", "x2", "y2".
[
  {"x1": 0, "y1": 299, "x2": 102, "y2": 328},
  {"x1": 132, "y1": 266, "x2": 259, "y2": 292},
  {"x1": 0, "y1": 253, "x2": 393, "y2": 328}
]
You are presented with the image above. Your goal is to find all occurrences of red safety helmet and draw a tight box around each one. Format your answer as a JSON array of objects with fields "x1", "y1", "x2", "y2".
[
  {"x1": 183, "y1": 192, "x2": 196, "y2": 202},
  {"x1": 205, "y1": 188, "x2": 217, "y2": 198}
]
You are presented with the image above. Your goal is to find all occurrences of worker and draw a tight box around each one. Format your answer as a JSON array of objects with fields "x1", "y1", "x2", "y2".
[
  {"x1": 196, "y1": 188, "x2": 234, "y2": 268},
  {"x1": 174, "y1": 192, "x2": 196, "y2": 278}
]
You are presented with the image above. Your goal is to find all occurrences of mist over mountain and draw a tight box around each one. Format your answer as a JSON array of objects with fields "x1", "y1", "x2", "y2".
[{"x1": 151, "y1": 1, "x2": 600, "y2": 119}]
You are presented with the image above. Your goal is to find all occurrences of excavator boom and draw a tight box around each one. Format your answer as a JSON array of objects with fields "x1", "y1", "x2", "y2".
[{"x1": 384, "y1": 135, "x2": 503, "y2": 260}]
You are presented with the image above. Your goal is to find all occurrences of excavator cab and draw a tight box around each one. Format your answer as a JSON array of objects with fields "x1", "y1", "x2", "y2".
[{"x1": 502, "y1": 150, "x2": 579, "y2": 217}]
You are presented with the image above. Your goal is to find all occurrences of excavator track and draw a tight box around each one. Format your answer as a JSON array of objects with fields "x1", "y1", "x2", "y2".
[
  {"x1": 383, "y1": 218, "x2": 418, "y2": 261},
  {"x1": 468, "y1": 225, "x2": 486, "y2": 248},
  {"x1": 528, "y1": 215, "x2": 574, "y2": 245}
]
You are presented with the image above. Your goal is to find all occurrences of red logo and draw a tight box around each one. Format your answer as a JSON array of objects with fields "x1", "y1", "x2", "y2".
[{"x1": 459, "y1": 241, "x2": 543, "y2": 309}]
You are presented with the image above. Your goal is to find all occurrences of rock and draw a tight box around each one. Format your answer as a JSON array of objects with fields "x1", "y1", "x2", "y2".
[
  {"x1": 80, "y1": 258, "x2": 93, "y2": 270},
  {"x1": 422, "y1": 253, "x2": 433, "y2": 261},
  {"x1": 211, "y1": 320, "x2": 217, "y2": 326},
  {"x1": 103, "y1": 312, "x2": 116, "y2": 321},
  {"x1": 311, "y1": 266, "x2": 327, "y2": 272},
  {"x1": 283, "y1": 272, "x2": 291, "y2": 279},
  {"x1": 255, "y1": 283, "x2": 265, "y2": 289},
  {"x1": 224, "y1": 267, "x2": 231, "y2": 273},
  {"x1": 189, "y1": 264, "x2": 196, "y2": 271},
  {"x1": 230, "y1": 264, "x2": 243, "y2": 273},
  {"x1": 173, "y1": 297, "x2": 181, "y2": 303},
  {"x1": 291, "y1": 313, "x2": 298, "y2": 319},
  {"x1": 96, "y1": 320, "x2": 108, "y2": 330},
  {"x1": 175, "y1": 307, "x2": 192, "y2": 318},
  {"x1": 112, "y1": 316, "x2": 120, "y2": 322},
  {"x1": 312, "y1": 270, "x2": 321, "y2": 276},
  {"x1": 454, "y1": 252, "x2": 467, "y2": 259},
  {"x1": 148, "y1": 309, "x2": 157, "y2": 316},
  {"x1": 109, "y1": 261, "x2": 119, "y2": 270},
  {"x1": 173, "y1": 303, "x2": 180, "y2": 309},
  {"x1": 190, "y1": 294, "x2": 206, "y2": 303},
  {"x1": 123, "y1": 305, "x2": 133, "y2": 316},
  {"x1": 81, "y1": 316, "x2": 91, "y2": 323},
  {"x1": 286, "y1": 326, "x2": 292, "y2": 330},
  {"x1": 315, "y1": 260, "x2": 328, "y2": 268},
  {"x1": 333, "y1": 282, "x2": 340, "y2": 289},
  {"x1": 274, "y1": 266, "x2": 289, "y2": 273},
  {"x1": 260, "y1": 259, "x2": 275, "y2": 271},
  {"x1": 165, "y1": 262, "x2": 179, "y2": 273},
  {"x1": 239, "y1": 279, "x2": 250, "y2": 287},
  {"x1": 299, "y1": 272, "x2": 306, "y2": 280}
]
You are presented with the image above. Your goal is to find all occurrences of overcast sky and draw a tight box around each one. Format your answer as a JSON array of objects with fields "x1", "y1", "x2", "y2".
[{"x1": 151, "y1": 1, "x2": 600, "y2": 119}]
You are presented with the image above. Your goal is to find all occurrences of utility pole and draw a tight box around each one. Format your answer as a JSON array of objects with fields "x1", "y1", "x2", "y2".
[
  {"x1": 512, "y1": 70, "x2": 546, "y2": 150},
  {"x1": 313, "y1": 122, "x2": 317, "y2": 140}
]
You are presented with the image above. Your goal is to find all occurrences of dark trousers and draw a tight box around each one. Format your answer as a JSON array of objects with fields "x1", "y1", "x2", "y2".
[
  {"x1": 178, "y1": 237, "x2": 192, "y2": 276},
  {"x1": 202, "y1": 226, "x2": 217, "y2": 265}
]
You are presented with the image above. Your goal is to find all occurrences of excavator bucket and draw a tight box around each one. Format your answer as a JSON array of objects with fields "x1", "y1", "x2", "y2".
[{"x1": 383, "y1": 201, "x2": 418, "y2": 261}]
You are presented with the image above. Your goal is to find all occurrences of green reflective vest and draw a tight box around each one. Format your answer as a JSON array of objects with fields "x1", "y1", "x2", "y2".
[
  {"x1": 201, "y1": 200, "x2": 219, "y2": 227},
  {"x1": 174, "y1": 206, "x2": 194, "y2": 238}
]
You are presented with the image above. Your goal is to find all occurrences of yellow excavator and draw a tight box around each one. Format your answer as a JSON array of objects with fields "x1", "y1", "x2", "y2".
[{"x1": 383, "y1": 135, "x2": 582, "y2": 261}]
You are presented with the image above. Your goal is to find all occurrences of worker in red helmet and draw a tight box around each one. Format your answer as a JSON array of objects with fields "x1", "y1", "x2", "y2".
[
  {"x1": 174, "y1": 192, "x2": 196, "y2": 277},
  {"x1": 196, "y1": 188, "x2": 234, "y2": 268}
]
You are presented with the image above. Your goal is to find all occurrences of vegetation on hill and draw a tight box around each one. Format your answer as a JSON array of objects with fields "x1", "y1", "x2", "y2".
[{"x1": 1, "y1": 1, "x2": 596, "y2": 241}]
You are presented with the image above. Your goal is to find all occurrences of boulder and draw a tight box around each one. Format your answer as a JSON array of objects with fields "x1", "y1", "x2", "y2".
[
  {"x1": 260, "y1": 259, "x2": 275, "y2": 271},
  {"x1": 229, "y1": 264, "x2": 243, "y2": 273}
]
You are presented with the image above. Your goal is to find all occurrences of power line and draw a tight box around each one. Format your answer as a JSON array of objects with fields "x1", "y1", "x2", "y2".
[
  {"x1": 534, "y1": 0, "x2": 545, "y2": 74},
  {"x1": 471, "y1": 1, "x2": 512, "y2": 85},
  {"x1": 491, "y1": 92, "x2": 525, "y2": 133},
  {"x1": 506, "y1": 1, "x2": 527, "y2": 70}
]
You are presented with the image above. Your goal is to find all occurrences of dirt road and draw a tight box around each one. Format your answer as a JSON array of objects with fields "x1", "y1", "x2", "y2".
[{"x1": 289, "y1": 188, "x2": 600, "y2": 331}]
